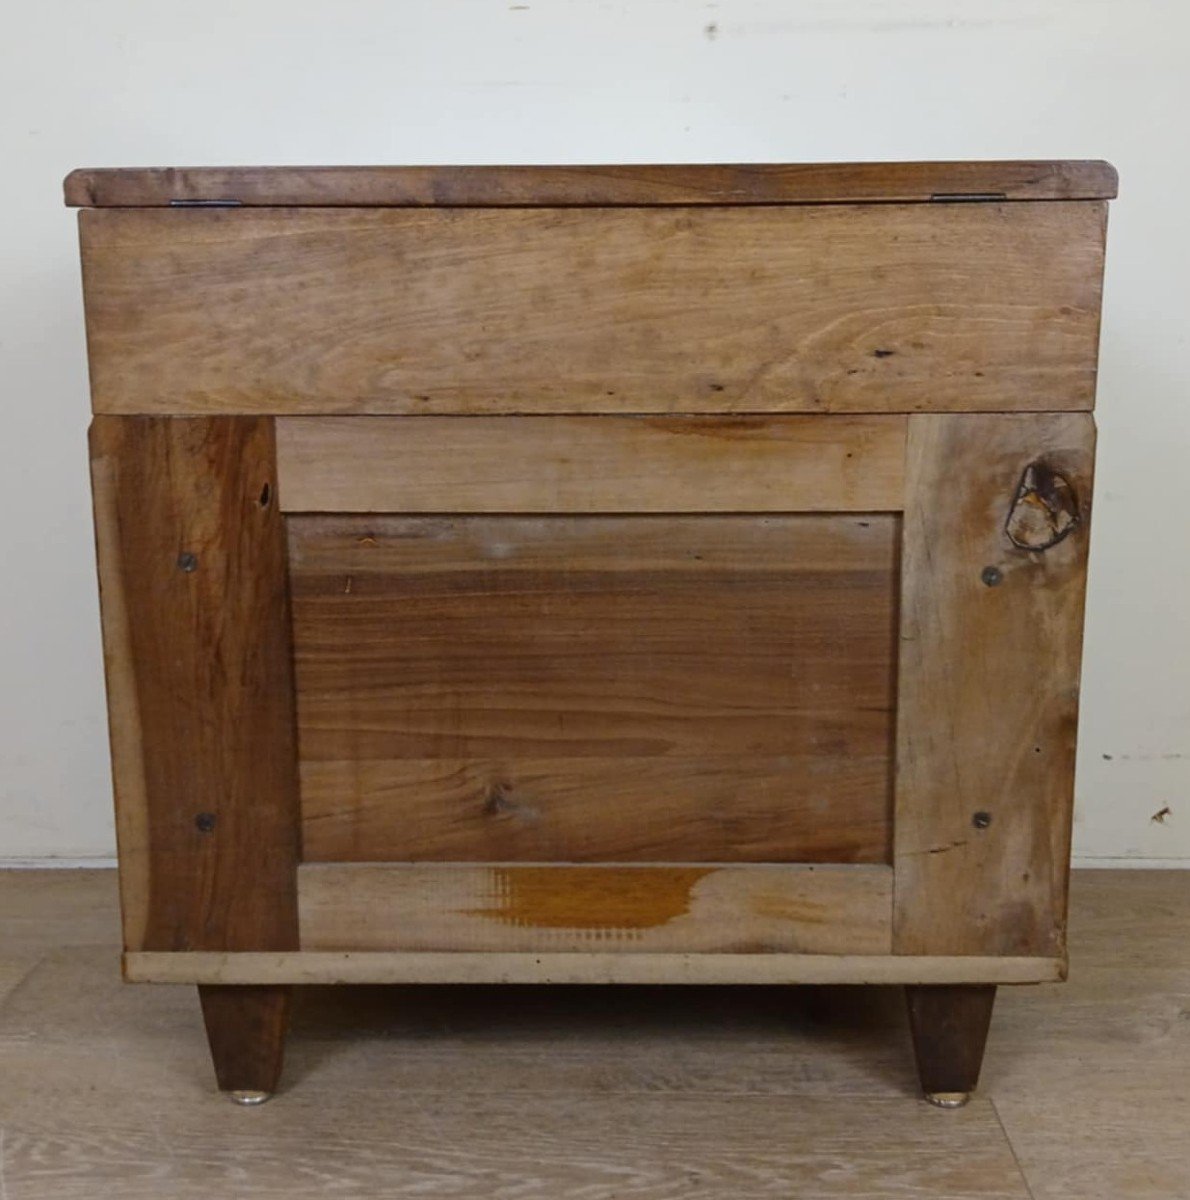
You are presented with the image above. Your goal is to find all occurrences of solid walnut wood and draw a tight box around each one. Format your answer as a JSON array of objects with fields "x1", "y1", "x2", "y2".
[
  {"x1": 275, "y1": 415, "x2": 907, "y2": 513},
  {"x1": 88, "y1": 416, "x2": 300, "y2": 953},
  {"x1": 297, "y1": 864, "x2": 893, "y2": 955},
  {"x1": 63, "y1": 160, "x2": 1118, "y2": 207},
  {"x1": 893, "y1": 414, "x2": 1095, "y2": 958},
  {"x1": 905, "y1": 985, "x2": 997, "y2": 1099},
  {"x1": 78, "y1": 202, "x2": 1106, "y2": 416},
  {"x1": 198, "y1": 985, "x2": 291, "y2": 1095},
  {"x1": 300, "y1": 756, "x2": 892, "y2": 866},
  {"x1": 71, "y1": 159, "x2": 1113, "y2": 1101},
  {"x1": 290, "y1": 514, "x2": 897, "y2": 864}
]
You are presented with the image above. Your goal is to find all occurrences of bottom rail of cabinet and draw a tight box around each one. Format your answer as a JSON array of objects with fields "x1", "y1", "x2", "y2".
[{"x1": 125, "y1": 951, "x2": 1064, "y2": 987}]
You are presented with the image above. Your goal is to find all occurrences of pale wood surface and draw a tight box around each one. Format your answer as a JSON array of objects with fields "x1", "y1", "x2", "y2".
[
  {"x1": 1, "y1": 870, "x2": 1184, "y2": 1199},
  {"x1": 79, "y1": 202, "x2": 1106, "y2": 416},
  {"x1": 893, "y1": 414, "x2": 1095, "y2": 958},
  {"x1": 986, "y1": 871, "x2": 1190, "y2": 1200},
  {"x1": 123, "y1": 951, "x2": 1062, "y2": 986},
  {"x1": 0, "y1": 871, "x2": 118, "y2": 1006},
  {"x1": 89, "y1": 417, "x2": 301, "y2": 955},
  {"x1": 290, "y1": 514, "x2": 896, "y2": 864},
  {"x1": 63, "y1": 160, "x2": 1119, "y2": 207},
  {"x1": 296, "y1": 863, "x2": 893, "y2": 955},
  {"x1": 275, "y1": 414, "x2": 907, "y2": 512}
]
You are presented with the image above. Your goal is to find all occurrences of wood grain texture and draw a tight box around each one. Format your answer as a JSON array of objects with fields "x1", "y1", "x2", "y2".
[
  {"x1": 8, "y1": 870, "x2": 1184, "y2": 1200},
  {"x1": 275, "y1": 415, "x2": 907, "y2": 513},
  {"x1": 121, "y1": 950, "x2": 1063, "y2": 985},
  {"x1": 3, "y1": 935, "x2": 1041, "y2": 1200},
  {"x1": 197, "y1": 984, "x2": 290, "y2": 1094},
  {"x1": 905, "y1": 985, "x2": 997, "y2": 1097},
  {"x1": 893, "y1": 414, "x2": 1096, "y2": 957},
  {"x1": 290, "y1": 514, "x2": 897, "y2": 864},
  {"x1": 0, "y1": 1096, "x2": 1035, "y2": 1200},
  {"x1": 63, "y1": 159, "x2": 1119, "y2": 207},
  {"x1": 88, "y1": 416, "x2": 300, "y2": 953},
  {"x1": 79, "y1": 202, "x2": 1106, "y2": 416},
  {"x1": 300, "y1": 757, "x2": 892, "y2": 866},
  {"x1": 297, "y1": 863, "x2": 893, "y2": 954}
]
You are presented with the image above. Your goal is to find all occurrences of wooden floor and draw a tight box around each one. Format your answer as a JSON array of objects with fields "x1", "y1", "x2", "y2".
[{"x1": 0, "y1": 870, "x2": 1186, "y2": 1198}]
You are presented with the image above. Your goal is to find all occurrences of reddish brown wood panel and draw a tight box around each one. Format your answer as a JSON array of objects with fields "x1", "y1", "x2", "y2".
[
  {"x1": 78, "y1": 202, "x2": 1107, "y2": 416},
  {"x1": 89, "y1": 416, "x2": 300, "y2": 952},
  {"x1": 64, "y1": 160, "x2": 1118, "y2": 207},
  {"x1": 893, "y1": 413, "x2": 1095, "y2": 958},
  {"x1": 291, "y1": 514, "x2": 898, "y2": 864}
]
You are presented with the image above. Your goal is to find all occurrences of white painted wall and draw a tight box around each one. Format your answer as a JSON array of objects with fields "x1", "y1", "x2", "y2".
[{"x1": 1, "y1": 0, "x2": 1186, "y2": 864}]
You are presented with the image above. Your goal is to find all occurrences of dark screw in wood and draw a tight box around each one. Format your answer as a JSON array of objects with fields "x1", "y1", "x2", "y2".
[
  {"x1": 972, "y1": 811, "x2": 992, "y2": 830},
  {"x1": 980, "y1": 566, "x2": 1003, "y2": 587},
  {"x1": 195, "y1": 812, "x2": 217, "y2": 833},
  {"x1": 177, "y1": 552, "x2": 199, "y2": 573}
]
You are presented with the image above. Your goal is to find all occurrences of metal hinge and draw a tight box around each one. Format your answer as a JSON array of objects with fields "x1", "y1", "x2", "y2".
[{"x1": 930, "y1": 192, "x2": 1008, "y2": 203}]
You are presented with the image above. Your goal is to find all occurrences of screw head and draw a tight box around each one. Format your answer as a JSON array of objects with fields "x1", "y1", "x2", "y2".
[
  {"x1": 195, "y1": 812, "x2": 217, "y2": 833},
  {"x1": 177, "y1": 552, "x2": 199, "y2": 573},
  {"x1": 972, "y1": 811, "x2": 992, "y2": 830},
  {"x1": 980, "y1": 566, "x2": 1003, "y2": 587}
]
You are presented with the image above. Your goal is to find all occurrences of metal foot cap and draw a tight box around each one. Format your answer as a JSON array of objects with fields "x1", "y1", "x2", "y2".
[
  {"x1": 925, "y1": 1091, "x2": 970, "y2": 1109},
  {"x1": 227, "y1": 1089, "x2": 272, "y2": 1106}
]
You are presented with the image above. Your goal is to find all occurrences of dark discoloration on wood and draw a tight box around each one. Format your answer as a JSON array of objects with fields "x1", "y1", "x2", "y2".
[
  {"x1": 63, "y1": 160, "x2": 1119, "y2": 208},
  {"x1": 1005, "y1": 462, "x2": 1081, "y2": 551},
  {"x1": 475, "y1": 866, "x2": 715, "y2": 931},
  {"x1": 198, "y1": 984, "x2": 291, "y2": 1095},
  {"x1": 905, "y1": 984, "x2": 997, "y2": 1097},
  {"x1": 89, "y1": 416, "x2": 300, "y2": 953}
]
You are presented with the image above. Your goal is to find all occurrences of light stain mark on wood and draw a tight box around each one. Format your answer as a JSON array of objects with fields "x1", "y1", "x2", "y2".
[
  {"x1": 295, "y1": 863, "x2": 894, "y2": 954},
  {"x1": 472, "y1": 866, "x2": 715, "y2": 932}
]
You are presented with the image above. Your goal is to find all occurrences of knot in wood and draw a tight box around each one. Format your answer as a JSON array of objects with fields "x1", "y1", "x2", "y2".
[{"x1": 1005, "y1": 462, "x2": 1080, "y2": 551}]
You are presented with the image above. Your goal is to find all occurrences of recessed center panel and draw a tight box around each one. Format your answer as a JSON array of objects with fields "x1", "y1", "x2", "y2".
[{"x1": 289, "y1": 514, "x2": 898, "y2": 864}]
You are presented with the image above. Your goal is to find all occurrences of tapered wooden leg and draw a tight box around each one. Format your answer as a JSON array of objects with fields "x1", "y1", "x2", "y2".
[
  {"x1": 199, "y1": 985, "x2": 292, "y2": 1103},
  {"x1": 905, "y1": 984, "x2": 996, "y2": 1107}
]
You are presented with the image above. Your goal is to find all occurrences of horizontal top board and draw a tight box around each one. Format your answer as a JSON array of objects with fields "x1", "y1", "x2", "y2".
[{"x1": 63, "y1": 160, "x2": 1118, "y2": 208}]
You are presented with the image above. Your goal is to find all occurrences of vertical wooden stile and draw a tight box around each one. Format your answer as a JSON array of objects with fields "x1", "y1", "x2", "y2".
[
  {"x1": 89, "y1": 416, "x2": 300, "y2": 955},
  {"x1": 893, "y1": 413, "x2": 1095, "y2": 958}
]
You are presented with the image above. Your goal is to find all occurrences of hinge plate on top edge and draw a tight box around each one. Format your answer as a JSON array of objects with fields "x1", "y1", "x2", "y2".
[{"x1": 930, "y1": 192, "x2": 1009, "y2": 203}]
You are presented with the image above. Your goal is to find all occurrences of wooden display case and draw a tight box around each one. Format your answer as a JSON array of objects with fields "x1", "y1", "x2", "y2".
[{"x1": 68, "y1": 160, "x2": 1115, "y2": 1105}]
